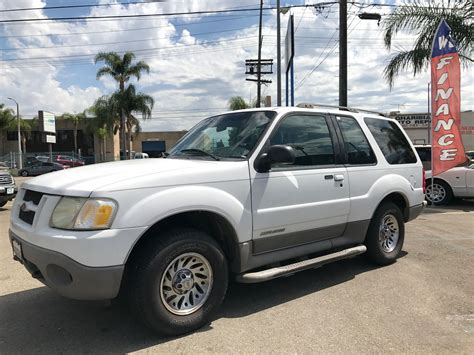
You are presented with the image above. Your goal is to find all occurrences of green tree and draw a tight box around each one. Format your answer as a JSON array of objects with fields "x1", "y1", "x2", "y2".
[
  {"x1": 109, "y1": 84, "x2": 154, "y2": 159},
  {"x1": 94, "y1": 51, "x2": 151, "y2": 159},
  {"x1": 0, "y1": 104, "x2": 15, "y2": 154},
  {"x1": 7, "y1": 117, "x2": 32, "y2": 156},
  {"x1": 60, "y1": 111, "x2": 87, "y2": 155},
  {"x1": 228, "y1": 96, "x2": 251, "y2": 110},
  {"x1": 383, "y1": 0, "x2": 473, "y2": 88}
]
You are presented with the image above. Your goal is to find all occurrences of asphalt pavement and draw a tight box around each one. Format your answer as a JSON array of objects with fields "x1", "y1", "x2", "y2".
[{"x1": 0, "y1": 179, "x2": 473, "y2": 353}]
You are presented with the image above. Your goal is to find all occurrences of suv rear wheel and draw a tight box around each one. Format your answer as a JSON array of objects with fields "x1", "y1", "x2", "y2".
[
  {"x1": 126, "y1": 228, "x2": 228, "y2": 335},
  {"x1": 365, "y1": 202, "x2": 405, "y2": 265}
]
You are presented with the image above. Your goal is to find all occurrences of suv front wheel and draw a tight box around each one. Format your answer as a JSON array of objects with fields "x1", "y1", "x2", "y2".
[
  {"x1": 365, "y1": 202, "x2": 405, "y2": 265},
  {"x1": 126, "y1": 228, "x2": 228, "y2": 335}
]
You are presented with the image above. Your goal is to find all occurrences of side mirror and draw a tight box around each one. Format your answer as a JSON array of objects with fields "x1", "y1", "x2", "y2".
[{"x1": 255, "y1": 145, "x2": 296, "y2": 173}]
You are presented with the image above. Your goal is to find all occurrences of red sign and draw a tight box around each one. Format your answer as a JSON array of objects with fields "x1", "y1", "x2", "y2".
[{"x1": 431, "y1": 19, "x2": 466, "y2": 176}]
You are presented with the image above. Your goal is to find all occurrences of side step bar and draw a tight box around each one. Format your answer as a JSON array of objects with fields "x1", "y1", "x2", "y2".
[{"x1": 236, "y1": 245, "x2": 367, "y2": 283}]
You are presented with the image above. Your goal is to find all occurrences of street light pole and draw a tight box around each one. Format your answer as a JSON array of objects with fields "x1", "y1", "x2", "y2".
[
  {"x1": 276, "y1": 0, "x2": 281, "y2": 106},
  {"x1": 7, "y1": 97, "x2": 22, "y2": 170}
]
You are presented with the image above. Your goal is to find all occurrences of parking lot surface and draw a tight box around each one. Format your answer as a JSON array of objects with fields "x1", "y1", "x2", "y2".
[{"x1": 1, "y1": 180, "x2": 473, "y2": 353}]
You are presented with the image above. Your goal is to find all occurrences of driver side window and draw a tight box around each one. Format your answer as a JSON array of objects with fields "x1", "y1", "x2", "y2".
[{"x1": 269, "y1": 114, "x2": 335, "y2": 168}]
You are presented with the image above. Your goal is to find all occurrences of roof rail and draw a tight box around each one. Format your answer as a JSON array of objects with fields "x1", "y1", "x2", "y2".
[{"x1": 297, "y1": 103, "x2": 387, "y2": 117}]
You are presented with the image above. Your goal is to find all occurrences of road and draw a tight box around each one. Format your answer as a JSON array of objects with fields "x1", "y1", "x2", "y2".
[{"x1": 1, "y1": 179, "x2": 473, "y2": 353}]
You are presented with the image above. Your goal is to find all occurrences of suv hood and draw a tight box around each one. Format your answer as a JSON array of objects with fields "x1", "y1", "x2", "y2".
[{"x1": 23, "y1": 158, "x2": 249, "y2": 197}]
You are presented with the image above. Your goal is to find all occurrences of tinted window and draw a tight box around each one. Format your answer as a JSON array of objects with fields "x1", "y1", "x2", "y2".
[
  {"x1": 415, "y1": 147, "x2": 431, "y2": 162},
  {"x1": 270, "y1": 114, "x2": 335, "y2": 167},
  {"x1": 336, "y1": 116, "x2": 376, "y2": 165},
  {"x1": 365, "y1": 118, "x2": 417, "y2": 164}
]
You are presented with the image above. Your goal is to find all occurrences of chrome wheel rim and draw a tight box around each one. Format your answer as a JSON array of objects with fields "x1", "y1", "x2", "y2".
[
  {"x1": 160, "y1": 252, "x2": 213, "y2": 316},
  {"x1": 426, "y1": 183, "x2": 446, "y2": 203},
  {"x1": 379, "y1": 214, "x2": 399, "y2": 253}
]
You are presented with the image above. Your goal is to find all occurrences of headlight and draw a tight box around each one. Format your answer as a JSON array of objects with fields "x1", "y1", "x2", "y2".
[{"x1": 51, "y1": 197, "x2": 117, "y2": 230}]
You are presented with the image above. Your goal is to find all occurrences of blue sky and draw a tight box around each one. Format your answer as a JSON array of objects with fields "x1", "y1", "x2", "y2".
[{"x1": 1, "y1": 0, "x2": 472, "y2": 131}]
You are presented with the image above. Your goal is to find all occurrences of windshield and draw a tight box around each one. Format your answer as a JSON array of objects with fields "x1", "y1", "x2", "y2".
[{"x1": 167, "y1": 111, "x2": 276, "y2": 160}]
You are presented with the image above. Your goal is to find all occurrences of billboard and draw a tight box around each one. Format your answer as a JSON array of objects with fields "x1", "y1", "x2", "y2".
[{"x1": 38, "y1": 110, "x2": 56, "y2": 133}]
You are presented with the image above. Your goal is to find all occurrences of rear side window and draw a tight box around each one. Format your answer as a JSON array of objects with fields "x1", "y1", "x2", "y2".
[
  {"x1": 336, "y1": 116, "x2": 376, "y2": 165},
  {"x1": 364, "y1": 118, "x2": 417, "y2": 164}
]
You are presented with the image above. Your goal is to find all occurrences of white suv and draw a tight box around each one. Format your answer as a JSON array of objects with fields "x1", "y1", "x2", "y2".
[{"x1": 10, "y1": 105, "x2": 425, "y2": 335}]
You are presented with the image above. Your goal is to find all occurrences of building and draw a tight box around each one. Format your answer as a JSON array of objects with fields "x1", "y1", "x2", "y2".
[
  {"x1": 391, "y1": 111, "x2": 474, "y2": 151},
  {"x1": 0, "y1": 117, "x2": 187, "y2": 163}
]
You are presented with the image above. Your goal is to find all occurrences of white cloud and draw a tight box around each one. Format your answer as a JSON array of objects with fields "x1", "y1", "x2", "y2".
[{"x1": 0, "y1": 0, "x2": 472, "y2": 131}]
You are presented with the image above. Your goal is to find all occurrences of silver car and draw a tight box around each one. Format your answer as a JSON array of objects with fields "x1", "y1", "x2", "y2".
[
  {"x1": 19, "y1": 162, "x2": 66, "y2": 177},
  {"x1": 425, "y1": 165, "x2": 474, "y2": 205}
]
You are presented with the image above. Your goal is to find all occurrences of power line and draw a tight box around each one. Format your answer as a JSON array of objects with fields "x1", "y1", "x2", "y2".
[
  {"x1": 0, "y1": 15, "x2": 263, "y2": 39},
  {"x1": 0, "y1": 1, "x2": 166, "y2": 13},
  {"x1": 0, "y1": 4, "x2": 333, "y2": 24},
  {"x1": 1, "y1": 35, "x2": 258, "y2": 62},
  {"x1": 1, "y1": 27, "x2": 261, "y2": 52}
]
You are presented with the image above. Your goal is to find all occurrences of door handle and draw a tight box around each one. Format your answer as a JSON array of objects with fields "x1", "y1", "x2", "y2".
[
  {"x1": 334, "y1": 174, "x2": 345, "y2": 182},
  {"x1": 324, "y1": 175, "x2": 334, "y2": 180}
]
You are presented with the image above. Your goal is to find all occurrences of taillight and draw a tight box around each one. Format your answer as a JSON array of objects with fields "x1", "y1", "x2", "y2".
[{"x1": 422, "y1": 168, "x2": 426, "y2": 194}]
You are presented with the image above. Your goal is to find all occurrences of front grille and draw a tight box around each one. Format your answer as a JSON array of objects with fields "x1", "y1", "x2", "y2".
[
  {"x1": 0, "y1": 174, "x2": 13, "y2": 185},
  {"x1": 23, "y1": 190, "x2": 44, "y2": 205},
  {"x1": 19, "y1": 190, "x2": 45, "y2": 225}
]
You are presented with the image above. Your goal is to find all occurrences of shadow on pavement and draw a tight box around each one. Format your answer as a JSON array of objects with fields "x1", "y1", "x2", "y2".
[
  {"x1": 423, "y1": 199, "x2": 474, "y2": 214},
  {"x1": 0, "y1": 255, "x2": 401, "y2": 353}
]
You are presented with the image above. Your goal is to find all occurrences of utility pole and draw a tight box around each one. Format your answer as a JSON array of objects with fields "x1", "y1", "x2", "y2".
[
  {"x1": 7, "y1": 97, "x2": 22, "y2": 169},
  {"x1": 257, "y1": 0, "x2": 264, "y2": 108},
  {"x1": 339, "y1": 0, "x2": 348, "y2": 107},
  {"x1": 276, "y1": 0, "x2": 281, "y2": 106}
]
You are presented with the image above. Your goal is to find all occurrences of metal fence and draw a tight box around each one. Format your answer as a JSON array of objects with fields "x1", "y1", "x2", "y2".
[{"x1": 0, "y1": 151, "x2": 85, "y2": 169}]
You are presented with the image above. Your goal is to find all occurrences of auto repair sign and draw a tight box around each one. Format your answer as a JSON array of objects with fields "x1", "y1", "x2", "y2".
[{"x1": 430, "y1": 19, "x2": 466, "y2": 176}]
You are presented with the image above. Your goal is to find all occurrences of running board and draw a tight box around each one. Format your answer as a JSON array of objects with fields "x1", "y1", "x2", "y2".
[{"x1": 236, "y1": 245, "x2": 367, "y2": 283}]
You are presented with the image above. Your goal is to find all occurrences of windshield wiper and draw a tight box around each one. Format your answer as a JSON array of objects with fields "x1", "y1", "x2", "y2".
[{"x1": 179, "y1": 149, "x2": 220, "y2": 161}]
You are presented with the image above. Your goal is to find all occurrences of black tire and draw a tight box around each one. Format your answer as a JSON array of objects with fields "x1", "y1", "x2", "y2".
[
  {"x1": 20, "y1": 170, "x2": 28, "y2": 177},
  {"x1": 425, "y1": 179, "x2": 453, "y2": 205},
  {"x1": 126, "y1": 228, "x2": 228, "y2": 336},
  {"x1": 365, "y1": 202, "x2": 405, "y2": 265},
  {"x1": 0, "y1": 201, "x2": 7, "y2": 208}
]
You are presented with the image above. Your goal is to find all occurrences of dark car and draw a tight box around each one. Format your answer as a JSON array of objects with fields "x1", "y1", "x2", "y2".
[
  {"x1": 54, "y1": 155, "x2": 85, "y2": 167},
  {"x1": 19, "y1": 162, "x2": 66, "y2": 177},
  {"x1": 0, "y1": 171, "x2": 17, "y2": 208}
]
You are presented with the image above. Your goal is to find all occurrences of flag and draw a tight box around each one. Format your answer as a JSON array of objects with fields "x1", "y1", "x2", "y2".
[{"x1": 431, "y1": 19, "x2": 466, "y2": 176}]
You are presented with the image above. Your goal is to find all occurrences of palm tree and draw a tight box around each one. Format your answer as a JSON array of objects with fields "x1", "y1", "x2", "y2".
[
  {"x1": 87, "y1": 97, "x2": 120, "y2": 162},
  {"x1": 60, "y1": 111, "x2": 86, "y2": 155},
  {"x1": 228, "y1": 96, "x2": 251, "y2": 111},
  {"x1": 6, "y1": 117, "x2": 32, "y2": 156},
  {"x1": 109, "y1": 84, "x2": 154, "y2": 159},
  {"x1": 0, "y1": 104, "x2": 15, "y2": 154},
  {"x1": 95, "y1": 51, "x2": 150, "y2": 159},
  {"x1": 383, "y1": 0, "x2": 473, "y2": 88}
]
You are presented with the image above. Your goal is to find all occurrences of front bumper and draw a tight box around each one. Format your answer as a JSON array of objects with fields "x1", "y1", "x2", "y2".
[
  {"x1": 0, "y1": 185, "x2": 17, "y2": 202},
  {"x1": 10, "y1": 231, "x2": 124, "y2": 300}
]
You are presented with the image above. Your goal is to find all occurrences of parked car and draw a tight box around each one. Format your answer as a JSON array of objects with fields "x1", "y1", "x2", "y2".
[
  {"x1": 54, "y1": 155, "x2": 85, "y2": 167},
  {"x1": 0, "y1": 171, "x2": 17, "y2": 208},
  {"x1": 466, "y1": 150, "x2": 474, "y2": 161},
  {"x1": 18, "y1": 162, "x2": 66, "y2": 177},
  {"x1": 10, "y1": 105, "x2": 425, "y2": 335},
  {"x1": 0, "y1": 162, "x2": 10, "y2": 171},
  {"x1": 425, "y1": 164, "x2": 474, "y2": 205},
  {"x1": 414, "y1": 145, "x2": 474, "y2": 204},
  {"x1": 133, "y1": 152, "x2": 149, "y2": 159},
  {"x1": 35, "y1": 155, "x2": 50, "y2": 163}
]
